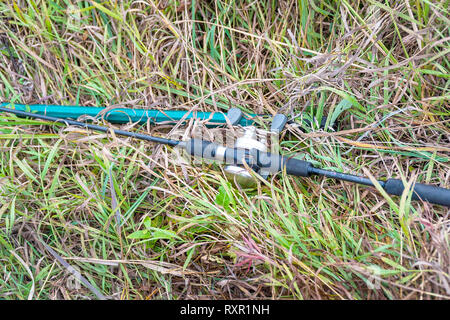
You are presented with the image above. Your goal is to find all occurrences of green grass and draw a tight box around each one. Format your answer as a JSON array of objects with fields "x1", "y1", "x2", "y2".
[{"x1": 0, "y1": 0, "x2": 449, "y2": 300}]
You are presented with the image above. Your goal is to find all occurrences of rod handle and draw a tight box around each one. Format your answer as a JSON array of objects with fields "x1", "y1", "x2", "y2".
[
  {"x1": 284, "y1": 157, "x2": 313, "y2": 177},
  {"x1": 384, "y1": 179, "x2": 450, "y2": 207}
]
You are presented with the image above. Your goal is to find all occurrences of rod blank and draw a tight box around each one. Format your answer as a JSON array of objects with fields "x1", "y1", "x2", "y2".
[{"x1": 0, "y1": 106, "x2": 181, "y2": 146}]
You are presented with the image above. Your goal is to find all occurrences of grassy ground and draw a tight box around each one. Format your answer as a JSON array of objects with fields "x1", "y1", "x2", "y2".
[{"x1": 0, "y1": 0, "x2": 449, "y2": 300}]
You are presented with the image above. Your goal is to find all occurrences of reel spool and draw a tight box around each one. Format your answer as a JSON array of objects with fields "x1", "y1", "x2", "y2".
[
  {"x1": 223, "y1": 109, "x2": 288, "y2": 188},
  {"x1": 224, "y1": 126, "x2": 269, "y2": 188}
]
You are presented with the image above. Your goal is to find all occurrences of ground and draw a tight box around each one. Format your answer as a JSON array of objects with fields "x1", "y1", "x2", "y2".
[{"x1": 0, "y1": 0, "x2": 449, "y2": 300}]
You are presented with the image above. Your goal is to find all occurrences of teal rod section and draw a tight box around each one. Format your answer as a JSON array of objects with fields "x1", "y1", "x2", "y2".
[{"x1": 0, "y1": 103, "x2": 255, "y2": 126}]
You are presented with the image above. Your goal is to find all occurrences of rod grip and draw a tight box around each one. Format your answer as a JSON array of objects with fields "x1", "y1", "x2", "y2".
[
  {"x1": 384, "y1": 179, "x2": 450, "y2": 207},
  {"x1": 284, "y1": 157, "x2": 313, "y2": 177}
]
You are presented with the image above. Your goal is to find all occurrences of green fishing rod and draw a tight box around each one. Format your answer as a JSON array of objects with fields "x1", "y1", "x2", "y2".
[
  {"x1": 0, "y1": 102, "x2": 255, "y2": 126},
  {"x1": 0, "y1": 102, "x2": 330, "y2": 132},
  {"x1": 1, "y1": 106, "x2": 449, "y2": 207}
]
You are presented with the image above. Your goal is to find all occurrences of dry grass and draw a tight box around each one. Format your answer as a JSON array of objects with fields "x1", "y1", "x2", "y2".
[{"x1": 0, "y1": 0, "x2": 449, "y2": 300}]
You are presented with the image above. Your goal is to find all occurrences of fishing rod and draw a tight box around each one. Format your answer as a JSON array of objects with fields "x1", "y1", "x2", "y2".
[
  {"x1": 1, "y1": 106, "x2": 449, "y2": 207},
  {"x1": 0, "y1": 102, "x2": 254, "y2": 126},
  {"x1": 0, "y1": 103, "x2": 330, "y2": 132}
]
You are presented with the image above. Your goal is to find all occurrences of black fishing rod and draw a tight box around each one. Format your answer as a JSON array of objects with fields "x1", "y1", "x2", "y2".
[
  {"x1": 1, "y1": 106, "x2": 449, "y2": 207},
  {"x1": 0, "y1": 106, "x2": 181, "y2": 146}
]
